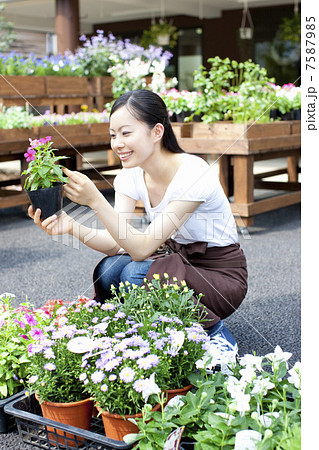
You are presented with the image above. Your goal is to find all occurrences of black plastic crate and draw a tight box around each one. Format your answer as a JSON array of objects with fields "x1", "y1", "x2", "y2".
[
  {"x1": 0, "y1": 390, "x2": 25, "y2": 433},
  {"x1": 4, "y1": 393, "x2": 134, "y2": 449}
]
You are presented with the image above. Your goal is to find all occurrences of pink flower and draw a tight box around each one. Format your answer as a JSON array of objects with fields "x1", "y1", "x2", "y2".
[
  {"x1": 24, "y1": 313, "x2": 37, "y2": 327},
  {"x1": 24, "y1": 148, "x2": 36, "y2": 162}
]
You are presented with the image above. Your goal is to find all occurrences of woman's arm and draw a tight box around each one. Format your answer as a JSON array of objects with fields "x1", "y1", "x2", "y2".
[
  {"x1": 29, "y1": 180, "x2": 137, "y2": 257},
  {"x1": 63, "y1": 169, "x2": 201, "y2": 261}
]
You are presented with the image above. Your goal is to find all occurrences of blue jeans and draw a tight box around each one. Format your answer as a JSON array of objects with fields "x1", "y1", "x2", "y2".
[{"x1": 94, "y1": 254, "x2": 154, "y2": 300}]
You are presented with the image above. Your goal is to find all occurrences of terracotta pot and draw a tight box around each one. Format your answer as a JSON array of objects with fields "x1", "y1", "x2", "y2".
[
  {"x1": 97, "y1": 403, "x2": 161, "y2": 441},
  {"x1": 35, "y1": 393, "x2": 93, "y2": 447},
  {"x1": 164, "y1": 384, "x2": 193, "y2": 403}
]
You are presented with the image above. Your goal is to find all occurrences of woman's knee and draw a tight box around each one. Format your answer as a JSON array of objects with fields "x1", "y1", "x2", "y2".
[
  {"x1": 95, "y1": 254, "x2": 131, "y2": 290},
  {"x1": 119, "y1": 260, "x2": 153, "y2": 286}
]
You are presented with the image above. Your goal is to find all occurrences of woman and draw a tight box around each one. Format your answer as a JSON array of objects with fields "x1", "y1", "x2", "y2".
[{"x1": 29, "y1": 89, "x2": 247, "y2": 350}]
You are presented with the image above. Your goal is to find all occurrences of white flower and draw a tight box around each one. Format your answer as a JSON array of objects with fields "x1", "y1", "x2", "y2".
[
  {"x1": 258, "y1": 412, "x2": 280, "y2": 428},
  {"x1": 226, "y1": 376, "x2": 247, "y2": 399},
  {"x1": 239, "y1": 354, "x2": 263, "y2": 372},
  {"x1": 67, "y1": 336, "x2": 95, "y2": 353},
  {"x1": 234, "y1": 392, "x2": 251, "y2": 416},
  {"x1": 251, "y1": 376, "x2": 275, "y2": 396},
  {"x1": 266, "y1": 345, "x2": 292, "y2": 370},
  {"x1": 169, "y1": 330, "x2": 185, "y2": 355},
  {"x1": 197, "y1": 335, "x2": 237, "y2": 371},
  {"x1": 140, "y1": 373, "x2": 161, "y2": 402},
  {"x1": 239, "y1": 366, "x2": 256, "y2": 383},
  {"x1": 214, "y1": 412, "x2": 235, "y2": 426},
  {"x1": 164, "y1": 395, "x2": 185, "y2": 411},
  {"x1": 0, "y1": 292, "x2": 15, "y2": 299},
  {"x1": 288, "y1": 361, "x2": 301, "y2": 390}
]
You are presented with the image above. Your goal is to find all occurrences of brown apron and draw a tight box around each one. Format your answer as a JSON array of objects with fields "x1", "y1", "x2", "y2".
[{"x1": 93, "y1": 239, "x2": 247, "y2": 329}]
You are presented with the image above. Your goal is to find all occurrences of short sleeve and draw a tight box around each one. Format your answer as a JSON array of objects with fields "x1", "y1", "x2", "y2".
[
  {"x1": 113, "y1": 168, "x2": 141, "y2": 201},
  {"x1": 169, "y1": 155, "x2": 219, "y2": 203}
]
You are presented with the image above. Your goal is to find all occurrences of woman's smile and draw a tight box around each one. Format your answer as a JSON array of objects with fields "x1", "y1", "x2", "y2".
[{"x1": 117, "y1": 151, "x2": 133, "y2": 161}]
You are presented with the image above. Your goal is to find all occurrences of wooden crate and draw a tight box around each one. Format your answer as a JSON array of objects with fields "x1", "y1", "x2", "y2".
[
  {"x1": 45, "y1": 76, "x2": 88, "y2": 96},
  {"x1": 0, "y1": 75, "x2": 46, "y2": 98}
]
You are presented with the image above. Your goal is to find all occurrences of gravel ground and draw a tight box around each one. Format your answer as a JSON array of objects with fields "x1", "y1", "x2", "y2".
[{"x1": 0, "y1": 195, "x2": 301, "y2": 448}]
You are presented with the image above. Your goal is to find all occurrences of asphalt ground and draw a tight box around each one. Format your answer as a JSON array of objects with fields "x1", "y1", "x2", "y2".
[{"x1": 0, "y1": 195, "x2": 301, "y2": 448}]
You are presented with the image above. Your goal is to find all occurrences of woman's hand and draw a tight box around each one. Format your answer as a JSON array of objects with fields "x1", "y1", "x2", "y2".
[
  {"x1": 28, "y1": 206, "x2": 74, "y2": 236},
  {"x1": 63, "y1": 168, "x2": 103, "y2": 209}
]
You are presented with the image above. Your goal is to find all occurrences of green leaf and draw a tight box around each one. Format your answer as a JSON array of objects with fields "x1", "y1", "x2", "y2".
[{"x1": 0, "y1": 384, "x2": 8, "y2": 398}]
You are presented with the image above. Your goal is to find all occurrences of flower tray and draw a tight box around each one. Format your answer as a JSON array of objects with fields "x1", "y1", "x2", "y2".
[
  {"x1": 4, "y1": 393, "x2": 133, "y2": 449},
  {"x1": 0, "y1": 390, "x2": 25, "y2": 433}
]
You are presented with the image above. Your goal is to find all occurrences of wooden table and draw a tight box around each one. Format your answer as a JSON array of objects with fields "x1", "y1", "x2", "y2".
[{"x1": 174, "y1": 121, "x2": 301, "y2": 227}]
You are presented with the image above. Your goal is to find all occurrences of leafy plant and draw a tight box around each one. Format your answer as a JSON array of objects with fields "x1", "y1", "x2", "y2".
[
  {"x1": 21, "y1": 136, "x2": 68, "y2": 190},
  {"x1": 192, "y1": 57, "x2": 276, "y2": 123},
  {"x1": 126, "y1": 345, "x2": 301, "y2": 449},
  {"x1": 0, "y1": 293, "x2": 50, "y2": 398},
  {"x1": 0, "y1": 107, "x2": 110, "y2": 129},
  {"x1": 140, "y1": 19, "x2": 178, "y2": 49},
  {"x1": 279, "y1": 13, "x2": 301, "y2": 44}
]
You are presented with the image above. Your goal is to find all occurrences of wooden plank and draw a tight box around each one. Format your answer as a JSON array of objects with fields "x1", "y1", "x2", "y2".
[
  {"x1": 0, "y1": 128, "x2": 31, "y2": 142},
  {"x1": 211, "y1": 121, "x2": 291, "y2": 139},
  {"x1": 248, "y1": 135, "x2": 301, "y2": 152},
  {"x1": 231, "y1": 191, "x2": 301, "y2": 217},
  {"x1": 0, "y1": 75, "x2": 46, "y2": 97},
  {"x1": 254, "y1": 168, "x2": 287, "y2": 179},
  {"x1": 233, "y1": 155, "x2": 254, "y2": 205},
  {"x1": 291, "y1": 120, "x2": 301, "y2": 135},
  {"x1": 179, "y1": 138, "x2": 249, "y2": 154},
  {"x1": 253, "y1": 148, "x2": 300, "y2": 162},
  {"x1": 90, "y1": 123, "x2": 110, "y2": 135},
  {"x1": 101, "y1": 77, "x2": 113, "y2": 96},
  {"x1": 0, "y1": 190, "x2": 29, "y2": 208},
  {"x1": 45, "y1": 76, "x2": 88, "y2": 96},
  {"x1": 254, "y1": 180, "x2": 301, "y2": 191}
]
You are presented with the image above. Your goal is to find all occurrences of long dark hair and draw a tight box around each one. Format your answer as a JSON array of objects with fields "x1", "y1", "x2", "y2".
[{"x1": 110, "y1": 89, "x2": 184, "y2": 153}]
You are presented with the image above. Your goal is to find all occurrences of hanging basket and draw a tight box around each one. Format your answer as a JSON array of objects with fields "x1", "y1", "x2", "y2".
[{"x1": 239, "y1": 27, "x2": 254, "y2": 40}]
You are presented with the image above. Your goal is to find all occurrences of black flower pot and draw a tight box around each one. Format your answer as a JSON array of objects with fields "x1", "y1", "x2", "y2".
[{"x1": 26, "y1": 183, "x2": 63, "y2": 220}]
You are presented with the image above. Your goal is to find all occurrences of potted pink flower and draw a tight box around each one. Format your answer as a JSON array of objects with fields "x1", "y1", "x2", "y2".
[{"x1": 21, "y1": 136, "x2": 68, "y2": 219}]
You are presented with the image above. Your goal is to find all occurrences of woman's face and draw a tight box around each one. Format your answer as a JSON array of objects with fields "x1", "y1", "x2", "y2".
[{"x1": 109, "y1": 106, "x2": 157, "y2": 169}]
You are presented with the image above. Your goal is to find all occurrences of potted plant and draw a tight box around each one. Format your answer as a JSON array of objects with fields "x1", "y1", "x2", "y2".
[
  {"x1": 0, "y1": 292, "x2": 50, "y2": 433},
  {"x1": 21, "y1": 136, "x2": 69, "y2": 219},
  {"x1": 125, "y1": 345, "x2": 301, "y2": 449},
  {"x1": 192, "y1": 57, "x2": 277, "y2": 124},
  {"x1": 140, "y1": 19, "x2": 178, "y2": 49},
  {"x1": 51, "y1": 276, "x2": 208, "y2": 441},
  {"x1": 25, "y1": 301, "x2": 94, "y2": 446}
]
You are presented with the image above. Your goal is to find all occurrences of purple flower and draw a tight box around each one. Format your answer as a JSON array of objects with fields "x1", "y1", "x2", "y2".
[
  {"x1": 43, "y1": 348, "x2": 55, "y2": 359},
  {"x1": 14, "y1": 319, "x2": 26, "y2": 329},
  {"x1": 24, "y1": 313, "x2": 37, "y2": 327},
  {"x1": 44, "y1": 363, "x2": 56, "y2": 371},
  {"x1": 101, "y1": 384, "x2": 108, "y2": 392},
  {"x1": 91, "y1": 370, "x2": 105, "y2": 384},
  {"x1": 137, "y1": 354, "x2": 160, "y2": 370},
  {"x1": 30, "y1": 328, "x2": 44, "y2": 340},
  {"x1": 101, "y1": 358, "x2": 121, "y2": 372},
  {"x1": 29, "y1": 375, "x2": 38, "y2": 384},
  {"x1": 119, "y1": 367, "x2": 135, "y2": 383},
  {"x1": 133, "y1": 379, "x2": 146, "y2": 393},
  {"x1": 27, "y1": 343, "x2": 42, "y2": 355},
  {"x1": 19, "y1": 334, "x2": 29, "y2": 340},
  {"x1": 24, "y1": 148, "x2": 36, "y2": 162}
]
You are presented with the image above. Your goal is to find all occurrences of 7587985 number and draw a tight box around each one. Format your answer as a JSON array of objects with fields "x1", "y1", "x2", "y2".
[{"x1": 306, "y1": 16, "x2": 316, "y2": 71}]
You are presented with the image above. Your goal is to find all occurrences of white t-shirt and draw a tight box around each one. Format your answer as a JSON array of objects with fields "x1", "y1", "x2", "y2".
[{"x1": 113, "y1": 153, "x2": 238, "y2": 247}]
